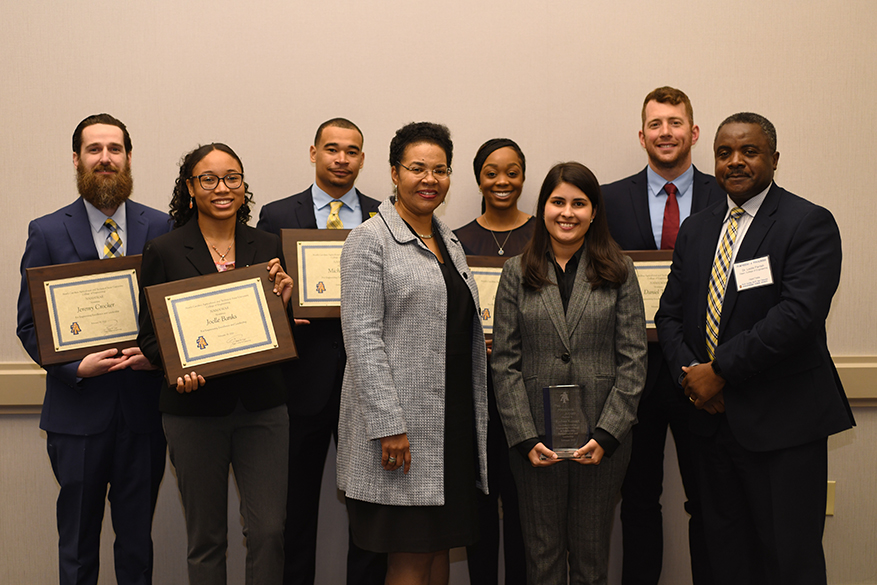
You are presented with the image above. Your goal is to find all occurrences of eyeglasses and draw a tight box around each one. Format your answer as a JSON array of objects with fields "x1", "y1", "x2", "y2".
[
  {"x1": 190, "y1": 173, "x2": 244, "y2": 190},
  {"x1": 398, "y1": 163, "x2": 452, "y2": 179}
]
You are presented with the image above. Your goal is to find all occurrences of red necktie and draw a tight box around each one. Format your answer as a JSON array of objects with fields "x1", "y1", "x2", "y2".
[{"x1": 660, "y1": 182, "x2": 679, "y2": 250}]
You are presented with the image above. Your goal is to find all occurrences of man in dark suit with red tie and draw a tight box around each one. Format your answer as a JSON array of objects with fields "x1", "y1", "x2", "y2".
[
  {"x1": 655, "y1": 112, "x2": 854, "y2": 585},
  {"x1": 16, "y1": 114, "x2": 171, "y2": 585},
  {"x1": 257, "y1": 118, "x2": 385, "y2": 585},
  {"x1": 602, "y1": 87, "x2": 724, "y2": 585}
]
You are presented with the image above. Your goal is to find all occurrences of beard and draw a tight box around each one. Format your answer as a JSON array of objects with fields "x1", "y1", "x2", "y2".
[{"x1": 77, "y1": 162, "x2": 134, "y2": 211}]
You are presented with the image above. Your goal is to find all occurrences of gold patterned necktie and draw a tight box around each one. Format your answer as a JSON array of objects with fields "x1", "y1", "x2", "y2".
[
  {"x1": 102, "y1": 218, "x2": 123, "y2": 258},
  {"x1": 327, "y1": 200, "x2": 344, "y2": 229},
  {"x1": 705, "y1": 207, "x2": 745, "y2": 360}
]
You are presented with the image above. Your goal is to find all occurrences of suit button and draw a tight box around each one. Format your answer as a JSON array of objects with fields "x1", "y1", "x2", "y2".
[
  {"x1": 561, "y1": 353, "x2": 571, "y2": 363},
  {"x1": 463, "y1": 272, "x2": 469, "y2": 279}
]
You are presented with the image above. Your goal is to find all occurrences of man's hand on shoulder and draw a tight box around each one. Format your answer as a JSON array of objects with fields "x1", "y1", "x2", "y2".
[{"x1": 682, "y1": 362, "x2": 725, "y2": 409}]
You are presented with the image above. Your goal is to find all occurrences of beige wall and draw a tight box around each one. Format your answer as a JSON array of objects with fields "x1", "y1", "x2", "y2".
[{"x1": 2, "y1": 0, "x2": 876, "y2": 583}]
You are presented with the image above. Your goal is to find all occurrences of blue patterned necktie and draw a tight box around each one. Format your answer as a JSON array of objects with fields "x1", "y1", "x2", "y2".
[
  {"x1": 705, "y1": 207, "x2": 745, "y2": 359},
  {"x1": 102, "y1": 218, "x2": 123, "y2": 258}
]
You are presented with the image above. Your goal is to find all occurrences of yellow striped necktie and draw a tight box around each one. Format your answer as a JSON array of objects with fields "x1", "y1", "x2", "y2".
[
  {"x1": 705, "y1": 207, "x2": 745, "y2": 360},
  {"x1": 102, "y1": 218, "x2": 123, "y2": 258},
  {"x1": 327, "y1": 200, "x2": 344, "y2": 229}
]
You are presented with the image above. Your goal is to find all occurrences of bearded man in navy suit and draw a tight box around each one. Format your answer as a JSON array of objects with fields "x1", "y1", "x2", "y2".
[
  {"x1": 655, "y1": 112, "x2": 854, "y2": 585},
  {"x1": 257, "y1": 118, "x2": 385, "y2": 585},
  {"x1": 602, "y1": 87, "x2": 723, "y2": 585},
  {"x1": 16, "y1": 114, "x2": 171, "y2": 585}
]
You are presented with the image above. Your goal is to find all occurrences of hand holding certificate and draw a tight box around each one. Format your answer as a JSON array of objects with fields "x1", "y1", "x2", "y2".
[
  {"x1": 25, "y1": 255, "x2": 145, "y2": 366},
  {"x1": 143, "y1": 262, "x2": 297, "y2": 387}
]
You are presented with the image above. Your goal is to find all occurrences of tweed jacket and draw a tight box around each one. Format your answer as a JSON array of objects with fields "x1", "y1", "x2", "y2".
[
  {"x1": 491, "y1": 250, "x2": 647, "y2": 449},
  {"x1": 336, "y1": 198, "x2": 489, "y2": 506}
]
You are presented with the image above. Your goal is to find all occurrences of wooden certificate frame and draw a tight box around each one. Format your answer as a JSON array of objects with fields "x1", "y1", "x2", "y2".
[
  {"x1": 26, "y1": 255, "x2": 143, "y2": 365},
  {"x1": 282, "y1": 228, "x2": 351, "y2": 319},
  {"x1": 624, "y1": 250, "x2": 674, "y2": 343},
  {"x1": 143, "y1": 262, "x2": 297, "y2": 385}
]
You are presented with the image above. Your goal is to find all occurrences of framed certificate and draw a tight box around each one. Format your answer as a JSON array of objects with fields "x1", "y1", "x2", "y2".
[
  {"x1": 143, "y1": 262, "x2": 297, "y2": 385},
  {"x1": 466, "y1": 255, "x2": 509, "y2": 338},
  {"x1": 281, "y1": 229, "x2": 350, "y2": 319},
  {"x1": 624, "y1": 250, "x2": 673, "y2": 342},
  {"x1": 26, "y1": 255, "x2": 143, "y2": 365}
]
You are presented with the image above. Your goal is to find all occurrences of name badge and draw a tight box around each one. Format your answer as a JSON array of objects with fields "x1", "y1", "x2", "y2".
[{"x1": 733, "y1": 256, "x2": 773, "y2": 291}]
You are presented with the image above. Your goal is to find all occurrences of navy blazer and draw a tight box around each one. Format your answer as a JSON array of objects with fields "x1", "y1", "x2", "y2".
[
  {"x1": 137, "y1": 218, "x2": 290, "y2": 416},
  {"x1": 257, "y1": 187, "x2": 381, "y2": 416},
  {"x1": 655, "y1": 184, "x2": 854, "y2": 451},
  {"x1": 602, "y1": 165, "x2": 725, "y2": 251},
  {"x1": 16, "y1": 198, "x2": 171, "y2": 435},
  {"x1": 602, "y1": 165, "x2": 725, "y2": 398}
]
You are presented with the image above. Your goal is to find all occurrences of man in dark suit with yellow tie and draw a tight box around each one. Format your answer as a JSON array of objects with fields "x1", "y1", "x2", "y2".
[
  {"x1": 655, "y1": 112, "x2": 854, "y2": 585},
  {"x1": 602, "y1": 87, "x2": 723, "y2": 585},
  {"x1": 257, "y1": 118, "x2": 385, "y2": 585}
]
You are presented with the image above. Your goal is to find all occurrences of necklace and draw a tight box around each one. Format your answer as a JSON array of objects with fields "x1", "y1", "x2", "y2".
[
  {"x1": 210, "y1": 241, "x2": 233, "y2": 262},
  {"x1": 417, "y1": 232, "x2": 434, "y2": 239},
  {"x1": 483, "y1": 216, "x2": 514, "y2": 256}
]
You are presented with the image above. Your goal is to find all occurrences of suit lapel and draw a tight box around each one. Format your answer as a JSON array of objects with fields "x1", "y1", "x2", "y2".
[
  {"x1": 234, "y1": 224, "x2": 258, "y2": 268},
  {"x1": 125, "y1": 201, "x2": 149, "y2": 255},
  {"x1": 179, "y1": 219, "x2": 217, "y2": 275},
  {"x1": 539, "y1": 266, "x2": 571, "y2": 352},
  {"x1": 64, "y1": 199, "x2": 101, "y2": 261},
  {"x1": 437, "y1": 219, "x2": 482, "y2": 310},
  {"x1": 630, "y1": 168, "x2": 658, "y2": 250},
  {"x1": 565, "y1": 251, "x2": 593, "y2": 339},
  {"x1": 295, "y1": 189, "x2": 318, "y2": 229},
  {"x1": 695, "y1": 203, "x2": 728, "y2": 343},
  {"x1": 357, "y1": 189, "x2": 380, "y2": 221},
  {"x1": 719, "y1": 186, "x2": 779, "y2": 330},
  {"x1": 690, "y1": 168, "x2": 710, "y2": 213}
]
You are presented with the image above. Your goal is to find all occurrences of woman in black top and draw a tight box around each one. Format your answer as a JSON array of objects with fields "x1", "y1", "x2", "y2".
[
  {"x1": 455, "y1": 138, "x2": 534, "y2": 257},
  {"x1": 137, "y1": 143, "x2": 293, "y2": 585},
  {"x1": 453, "y1": 138, "x2": 532, "y2": 585}
]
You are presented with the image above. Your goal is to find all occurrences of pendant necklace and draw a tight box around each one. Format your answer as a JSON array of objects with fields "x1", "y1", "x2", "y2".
[
  {"x1": 210, "y1": 242, "x2": 233, "y2": 262},
  {"x1": 484, "y1": 216, "x2": 514, "y2": 256}
]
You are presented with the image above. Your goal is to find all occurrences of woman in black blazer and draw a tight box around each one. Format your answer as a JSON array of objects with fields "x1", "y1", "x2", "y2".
[{"x1": 137, "y1": 143, "x2": 293, "y2": 585}]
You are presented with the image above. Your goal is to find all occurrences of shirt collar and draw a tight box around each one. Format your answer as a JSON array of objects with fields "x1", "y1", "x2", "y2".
[
  {"x1": 723, "y1": 182, "x2": 772, "y2": 220},
  {"x1": 311, "y1": 183, "x2": 358, "y2": 210},
  {"x1": 646, "y1": 164, "x2": 694, "y2": 199},
  {"x1": 545, "y1": 241, "x2": 586, "y2": 264},
  {"x1": 83, "y1": 198, "x2": 127, "y2": 234}
]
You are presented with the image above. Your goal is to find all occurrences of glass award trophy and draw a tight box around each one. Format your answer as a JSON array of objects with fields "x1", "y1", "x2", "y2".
[{"x1": 543, "y1": 384, "x2": 590, "y2": 458}]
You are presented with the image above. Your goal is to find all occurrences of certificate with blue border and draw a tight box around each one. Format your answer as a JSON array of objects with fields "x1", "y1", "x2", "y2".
[
  {"x1": 624, "y1": 250, "x2": 673, "y2": 342},
  {"x1": 282, "y1": 229, "x2": 351, "y2": 319},
  {"x1": 143, "y1": 262, "x2": 297, "y2": 384},
  {"x1": 466, "y1": 255, "x2": 508, "y2": 337},
  {"x1": 26, "y1": 255, "x2": 144, "y2": 365}
]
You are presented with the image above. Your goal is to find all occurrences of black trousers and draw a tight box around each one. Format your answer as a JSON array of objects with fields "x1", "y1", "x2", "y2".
[
  {"x1": 283, "y1": 388, "x2": 386, "y2": 585},
  {"x1": 620, "y1": 362, "x2": 712, "y2": 585},
  {"x1": 693, "y1": 416, "x2": 828, "y2": 585}
]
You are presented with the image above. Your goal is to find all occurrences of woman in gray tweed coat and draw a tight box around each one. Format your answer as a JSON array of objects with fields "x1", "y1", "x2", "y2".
[{"x1": 337, "y1": 122, "x2": 489, "y2": 585}]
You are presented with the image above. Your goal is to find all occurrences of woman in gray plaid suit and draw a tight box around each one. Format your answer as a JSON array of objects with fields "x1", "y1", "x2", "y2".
[
  {"x1": 337, "y1": 122, "x2": 489, "y2": 585},
  {"x1": 492, "y1": 162, "x2": 647, "y2": 585}
]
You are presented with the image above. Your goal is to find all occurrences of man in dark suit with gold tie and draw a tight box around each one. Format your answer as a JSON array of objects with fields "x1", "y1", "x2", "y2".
[
  {"x1": 656, "y1": 112, "x2": 854, "y2": 585},
  {"x1": 257, "y1": 118, "x2": 385, "y2": 585},
  {"x1": 602, "y1": 87, "x2": 723, "y2": 585}
]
